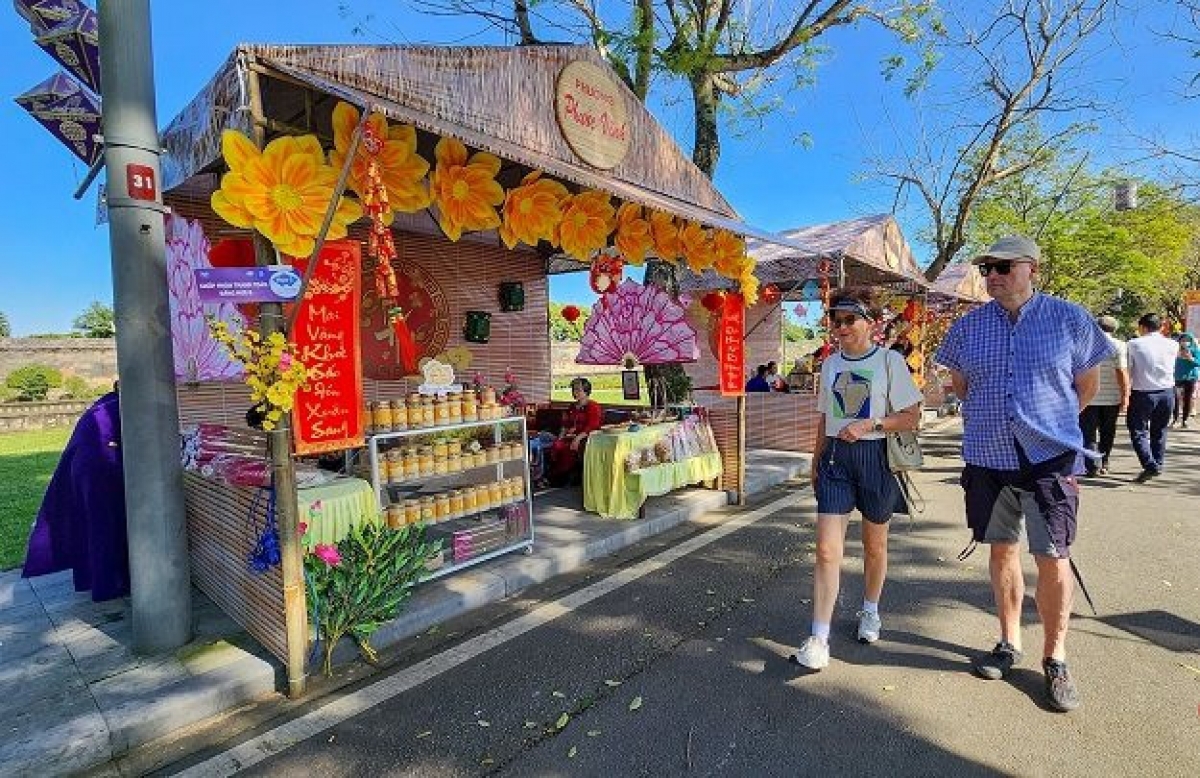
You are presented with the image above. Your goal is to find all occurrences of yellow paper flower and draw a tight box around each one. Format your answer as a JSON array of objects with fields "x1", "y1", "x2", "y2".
[
  {"x1": 739, "y1": 270, "x2": 760, "y2": 307},
  {"x1": 211, "y1": 130, "x2": 362, "y2": 258},
  {"x1": 649, "y1": 210, "x2": 681, "y2": 263},
  {"x1": 680, "y1": 221, "x2": 715, "y2": 273},
  {"x1": 613, "y1": 203, "x2": 654, "y2": 266},
  {"x1": 329, "y1": 102, "x2": 431, "y2": 218},
  {"x1": 498, "y1": 171, "x2": 569, "y2": 249},
  {"x1": 430, "y1": 137, "x2": 504, "y2": 242},
  {"x1": 556, "y1": 189, "x2": 615, "y2": 260},
  {"x1": 711, "y1": 230, "x2": 748, "y2": 278},
  {"x1": 207, "y1": 319, "x2": 308, "y2": 431}
]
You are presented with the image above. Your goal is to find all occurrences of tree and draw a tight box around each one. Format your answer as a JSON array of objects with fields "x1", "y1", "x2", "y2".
[
  {"x1": 399, "y1": 0, "x2": 940, "y2": 176},
  {"x1": 0, "y1": 311, "x2": 10, "y2": 338},
  {"x1": 869, "y1": 0, "x2": 1114, "y2": 281},
  {"x1": 73, "y1": 301, "x2": 116, "y2": 338},
  {"x1": 5, "y1": 364, "x2": 63, "y2": 401}
]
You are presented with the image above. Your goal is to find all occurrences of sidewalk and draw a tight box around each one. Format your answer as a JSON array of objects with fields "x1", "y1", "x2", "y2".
[{"x1": 0, "y1": 449, "x2": 809, "y2": 778}]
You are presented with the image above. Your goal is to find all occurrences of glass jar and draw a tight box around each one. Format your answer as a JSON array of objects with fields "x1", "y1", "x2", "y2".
[
  {"x1": 419, "y1": 496, "x2": 436, "y2": 524},
  {"x1": 500, "y1": 478, "x2": 515, "y2": 503},
  {"x1": 402, "y1": 448, "x2": 420, "y2": 478},
  {"x1": 446, "y1": 439, "x2": 463, "y2": 457},
  {"x1": 488, "y1": 481, "x2": 504, "y2": 508},
  {"x1": 486, "y1": 445, "x2": 502, "y2": 465},
  {"x1": 385, "y1": 458, "x2": 403, "y2": 483},
  {"x1": 420, "y1": 397, "x2": 435, "y2": 427},
  {"x1": 472, "y1": 449, "x2": 488, "y2": 468},
  {"x1": 434, "y1": 493, "x2": 451, "y2": 521},
  {"x1": 407, "y1": 397, "x2": 424, "y2": 428},
  {"x1": 511, "y1": 475, "x2": 526, "y2": 499},
  {"x1": 386, "y1": 503, "x2": 405, "y2": 528},
  {"x1": 433, "y1": 396, "x2": 449, "y2": 425},
  {"x1": 462, "y1": 391, "x2": 478, "y2": 421},
  {"x1": 449, "y1": 489, "x2": 465, "y2": 518},
  {"x1": 462, "y1": 485, "x2": 479, "y2": 514},
  {"x1": 417, "y1": 446, "x2": 434, "y2": 476},
  {"x1": 403, "y1": 499, "x2": 421, "y2": 525},
  {"x1": 432, "y1": 439, "x2": 449, "y2": 459},
  {"x1": 363, "y1": 401, "x2": 375, "y2": 435},
  {"x1": 391, "y1": 402, "x2": 408, "y2": 431},
  {"x1": 432, "y1": 455, "x2": 448, "y2": 475},
  {"x1": 481, "y1": 387, "x2": 497, "y2": 405},
  {"x1": 372, "y1": 401, "x2": 394, "y2": 432},
  {"x1": 446, "y1": 453, "x2": 461, "y2": 473}
]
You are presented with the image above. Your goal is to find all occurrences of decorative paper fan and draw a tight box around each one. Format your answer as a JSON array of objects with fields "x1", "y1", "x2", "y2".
[
  {"x1": 576, "y1": 279, "x2": 698, "y2": 365},
  {"x1": 165, "y1": 215, "x2": 243, "y2": 382}
]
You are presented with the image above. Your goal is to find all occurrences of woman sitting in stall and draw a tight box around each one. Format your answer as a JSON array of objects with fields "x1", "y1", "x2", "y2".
[{"x1": 546, "y1": 377, "x2": 603, "y2": 487}]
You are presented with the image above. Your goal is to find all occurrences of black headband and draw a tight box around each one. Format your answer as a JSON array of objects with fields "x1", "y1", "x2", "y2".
[{"x1": 828, "y1": 300, "x2": 873, "y2": 321}]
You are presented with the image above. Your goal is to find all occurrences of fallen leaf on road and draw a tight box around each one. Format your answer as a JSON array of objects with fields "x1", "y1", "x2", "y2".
[
  {"x1": 415, "y1": 730, "x2": 432, "y2": 739},
  {"x1": 629, "y1": 696, "x2": 643, "y2": 711},
  {"x1": 477, "y1": 720, "x2": 491, "y2": 728},
  {"x1": 524, "y1": 721, "x2": 539, "y2": 729},
  {"x1": 481, "y1": 758, "x2": 494, "y2": 766},
  {"x1": 555, "y1": 713, "x2": 570, "y2": 730},
  {"x1": 587, "y1": 730, "x2": 602, "y2": 737},
  {"x1": 568, "y1": 746, "x2": 578, "y2": 758},
  {"x1": 604, "y1": 679, "x2": 622, "y2": 687}
]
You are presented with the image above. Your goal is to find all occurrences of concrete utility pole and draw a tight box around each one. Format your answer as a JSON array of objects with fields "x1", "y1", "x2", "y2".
[{"x1": 98, "y1": 0, "x2": 192, "y2": 652}]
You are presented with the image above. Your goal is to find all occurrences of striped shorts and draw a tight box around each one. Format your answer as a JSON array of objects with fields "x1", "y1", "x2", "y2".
[{"x1": 814, "y1": 437, "x2": 907, "y2": 523}]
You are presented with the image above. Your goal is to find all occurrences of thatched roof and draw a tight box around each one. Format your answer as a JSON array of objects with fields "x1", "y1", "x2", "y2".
[
  {"x1": 160, "y1": 43, "x2": 809, "y2": 256},
  {"x1": 680, "y1": 214, "x2": 928, "y2": 295}
]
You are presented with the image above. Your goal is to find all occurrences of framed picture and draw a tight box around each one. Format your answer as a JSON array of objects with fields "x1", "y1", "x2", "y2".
[{"x1": 621, "y1": 370, "x2": 640, "y2": 401}]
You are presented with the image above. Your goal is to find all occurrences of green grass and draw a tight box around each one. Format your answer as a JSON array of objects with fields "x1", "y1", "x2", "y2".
[
  {"x1": 550, "y1": 388, "x2": 648, "y2": 406},
  {"x1": 0, "y1": 428, "x2": 69, "y2": 570}
]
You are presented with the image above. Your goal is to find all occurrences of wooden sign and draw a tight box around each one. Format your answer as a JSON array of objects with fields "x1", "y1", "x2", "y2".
[
  {"x1": 717, "y1": 292, "x2": 745, "y2": 397},
  {"x1": 554, "y1": 60, "x2": 631, "y2": 170},
  {"x1": 290, "y1": 241, "x2": 364, "y2": 455}
]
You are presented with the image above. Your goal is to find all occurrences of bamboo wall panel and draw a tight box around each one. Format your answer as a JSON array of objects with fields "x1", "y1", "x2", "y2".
[
  {"x1": 183, "y1": 472, "x2": 288, "y2": 663},
  {"x1": 743, "y1": 392, "x2": 820, "y2": 453},
  {"x1": 702, "y1": 396, "x2": 741, "y2": 492},
  {"x1": 684, "y1": 303, "x2": 781, "y2": 391}
]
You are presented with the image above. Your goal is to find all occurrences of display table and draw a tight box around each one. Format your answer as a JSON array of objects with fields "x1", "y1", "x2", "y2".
[
  {"x1": 297, "y1": 477, "x2": 378, "y2": 549},
  {"x1": 583, "y1": 420, "x2": 723, "y2": 519}
]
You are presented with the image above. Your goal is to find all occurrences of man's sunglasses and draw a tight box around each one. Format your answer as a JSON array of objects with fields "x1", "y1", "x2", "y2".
[
  {"x1": 977, "y1": 260, "x2": 1030, "y2": 277},
  {"x1": 830, "y1": 315, "x2": 860, "y2": 328}
]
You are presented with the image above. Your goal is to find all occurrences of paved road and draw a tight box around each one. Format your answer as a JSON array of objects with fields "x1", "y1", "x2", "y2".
[{"x1": 154, "y1": 423, "x2": 1200, "y2": 777}]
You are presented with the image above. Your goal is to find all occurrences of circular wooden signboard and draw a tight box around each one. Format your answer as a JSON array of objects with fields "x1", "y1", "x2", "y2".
[{"x1": 554, "y1": 61, "x2": 631, "y2": 170}]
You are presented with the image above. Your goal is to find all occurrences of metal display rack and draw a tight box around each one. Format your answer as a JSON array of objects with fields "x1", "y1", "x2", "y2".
[{"x1": 366, "y1": 416, "x2": 534, "y2": 580}]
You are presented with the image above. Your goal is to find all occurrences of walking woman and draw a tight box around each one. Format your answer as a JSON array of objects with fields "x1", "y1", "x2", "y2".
[
  {"x1": 1173, "y1": 332, "x2": 1199, "y2": 428},
  {"x1": 791, "y1": 288, "x2": 923, "y2": 670}
]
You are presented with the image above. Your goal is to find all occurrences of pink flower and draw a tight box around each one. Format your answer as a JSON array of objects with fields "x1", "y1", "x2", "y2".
[
  {"x1": 313, "y1": 543, "x2": 341, "y2": 567},
  {"x1": 298, "y1": 521, "x2": 308, "y2": 536},
  {"x1": 278, "y1": 352, "x2": 294, "y2": 371}
]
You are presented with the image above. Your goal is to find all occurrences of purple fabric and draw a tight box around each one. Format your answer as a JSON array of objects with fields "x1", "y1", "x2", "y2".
[{"x1": 23, "y1": 392, "x2": 129, "y2": 602}]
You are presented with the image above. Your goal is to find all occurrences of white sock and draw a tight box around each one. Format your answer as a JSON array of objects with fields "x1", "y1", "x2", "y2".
[
  {"x1": 811, "y1": 621, "x2": 831, "y2": 642},
  {"x1": 862, "y1": 599, "x2": 879, "y2": 616}
]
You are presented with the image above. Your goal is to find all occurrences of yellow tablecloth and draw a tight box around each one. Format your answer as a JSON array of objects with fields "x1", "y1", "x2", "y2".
[
  {"x1": 297, "y1": 477, "x2": 378, "y2": 549},
  {"x1": 583, "y1": 422, "x2": 723, "y2": 519}
]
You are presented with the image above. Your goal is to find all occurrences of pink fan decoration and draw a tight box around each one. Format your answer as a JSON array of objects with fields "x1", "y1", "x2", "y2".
[
  {"x1": 165, "y1": 214, "x2": 244, "y2": 382},
  {"x1": 576, "y1": 279, "x2": 698, "y2": 365}
]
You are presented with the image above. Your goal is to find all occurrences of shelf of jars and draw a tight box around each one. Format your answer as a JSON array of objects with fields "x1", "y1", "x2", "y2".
[{"x1": 361, "y1": 393, "x2": 534, "y2": 581}]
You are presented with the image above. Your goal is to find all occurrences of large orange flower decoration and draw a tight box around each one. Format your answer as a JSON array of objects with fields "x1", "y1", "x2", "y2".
[
  {"x1": 613, "y1": 203, "x2": 654, "y2": 265},
  {"x1": 649, "y1": 210, "x2": 681, "y2": 263},
  {"x1": 680, "y1": 221, "x2": 716, "y2": 274},
  {"x1": 211, "y1": 130, "x2": 363, "y2": 258},
  {"x1": 498, "y1": 171, "x2": 569, "y2": 249},
  {"x1": 557, "y1": 189, "x2": 615, "y2": 260},
  {"x1": 711, "y1": 229, "x2": 748, "y2": 279},
  {"x1": 430, "y1": 137, "x2": 504, "y2": 242},
  {"x1": 329, "y1": 102, "x2": 431, "y2": 219}
]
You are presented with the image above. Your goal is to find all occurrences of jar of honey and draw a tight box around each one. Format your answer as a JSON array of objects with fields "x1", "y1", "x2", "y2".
[
  {"x1": 512, "y1": 475, "x2": 526, "y2": 498},
  {"x1": 391, "y1": 402, "x2": 409, "y2": 431},
  {"x1": 481, "y1": 387, "x2": 497, "y2": 405},
  {"x1": 386, "y1": 503, "x2": 405, "y2": 528},
  {"x1": 419, "y1": 496, "x2": 436, "y2": 524},
  {"x1": 499, "y1": 478, "x2": 514, "y2": 503},
  {"x1": 432, "y1": 455, "x2": 448, "y2": 475},
  {"x1": 446, "y1": 453, "x2": 461, "y2": 473},
  {"x1": 432, "y1": 439, "x2": 449, "y2": 458},
  {"x1": 449, "y1": 489, "x2": 465, "y2": 518},
  {"x1": 407, "y1": 397, "x2": 424, "y2": 428},
  {"x1": 363, "y1": 401, "x2": 375, "y2": 435},
  {"x1": 385, "y1": 458, "x2": 403, "y2": 483},
  {"x1": 403, "y1": 499, "x2": 421, "y2": 525},
  {"x1": 433, "y1": 396, "x2": 449, "y2": 425},
  {"x1": 446, "y1": 439, "x2": 463, "y2": 457},
  {"x1": 402, "y1": 448, "x2": 420, "y2": 478},
  {"x1": 417, "y1": 446, "x2": 434, "y2": 476},
  {"x1": 447, "y1": 392, "x2": 463, "y2": 422},
  {"x1": 462, "y1": 391, "x2": 478, "y2": 421},
  {"x1": 421, "y1": 397, "x2": 435, "y2": 427},
  {"x1": 472, "y1": 449, "x2": 488, "y2": 468},
  {"x1": 486, "y1": 445, "x2": 502, "y2": 465},
  {"x1": 372, "y1": 401, "x2": 394, "y2": 433},
  {"x1": 487, "y1": 481, "x2": 503, "y2": 507},
  {"x1": 462, "y1": 485, "x2": 479, "y2": 514},
  {"x1": 434, "y1": 493, "x2": 451, "y2": 521}
]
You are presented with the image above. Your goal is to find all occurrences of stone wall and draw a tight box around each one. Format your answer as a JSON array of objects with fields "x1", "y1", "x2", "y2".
[
  {"x1": 0, "y1": 338, "x2": 118, "y2": 383},
  {"x1": 0, "y1": 399, "x2": 91, "y2": 433}
]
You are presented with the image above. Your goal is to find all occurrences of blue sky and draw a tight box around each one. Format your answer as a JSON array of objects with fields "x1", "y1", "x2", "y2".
[{"x1": 2, "y1": 1, "x2": 1198, "y2": 335}]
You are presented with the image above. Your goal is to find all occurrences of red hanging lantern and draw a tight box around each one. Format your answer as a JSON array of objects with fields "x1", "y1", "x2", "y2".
[
  {"x1": 701, "y1": 290, "x2": 726, "y2": 312},
  {"x1": 902, "y1": 298, "x2": 919, "y2": 323},
  {"x1": 207, "y1": 238, "x2": 257, "y2": 268},
  {"x1": 761, "y1": 283, "x2": 781, "y2": 305},
  {"x1": 562, "y1": 304, "x2": 581, "y2": 323}
]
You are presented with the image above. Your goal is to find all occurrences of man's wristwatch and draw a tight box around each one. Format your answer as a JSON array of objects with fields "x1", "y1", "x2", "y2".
[{"x1": 872, "y1": 418, "x2": 885, "y2": 433}]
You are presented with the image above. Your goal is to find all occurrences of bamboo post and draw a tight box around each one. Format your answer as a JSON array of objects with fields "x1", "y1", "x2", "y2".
[
  {"x1": 245, "y1": 56, "x2": 308, "y2": 698},
  {"x1": 737, "y1": 393, "x2": 747, "y2": 506}
]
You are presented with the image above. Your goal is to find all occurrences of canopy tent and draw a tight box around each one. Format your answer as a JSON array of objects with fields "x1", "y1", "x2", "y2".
[
  {"x1": 929, "y1": 262, "x2": 991, "y2": 305},
  {"x1": 679, "y1": 214, "x2": 928, "y2": 296},
  {"x1": 161, "y1": 43, "x2": 809, "y2": 263}
]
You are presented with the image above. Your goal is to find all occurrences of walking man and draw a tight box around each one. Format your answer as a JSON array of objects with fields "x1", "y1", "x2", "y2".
[
  {"x1": 936, "y1": 235, "x2": 1112, "y2": 712},
  {"x1": 1125, "y1": 314, "x2": 1177, "y2": 482},
  {"x1": 1079, "y1": 316, "x2": 1128, "y2": 476}
]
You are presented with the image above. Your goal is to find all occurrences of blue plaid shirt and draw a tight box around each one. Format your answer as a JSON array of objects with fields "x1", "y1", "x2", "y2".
[{"x1": 936, "y1": 292, "x2": 1113, "y2": 470}]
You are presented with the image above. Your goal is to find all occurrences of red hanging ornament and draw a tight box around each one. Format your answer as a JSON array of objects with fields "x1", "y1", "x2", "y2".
[
  {"x1": 562, "y1": 304, "x2": 581, "y2": 323},
  {"x1": 902, "y1": 298, "x2": 919, "y2": 323},
  {"x1": 389, "y1": 306, "x2": 419, "y2": 374},
  {"x1": 208, "y1": 238, "x2": 256, "y2": 268},
  {"x1": 701, "y1": 290, "x2": 726, "y2": 312},
  {"x1": 761, "y1": 283, "x2": 781, "y2": 305},
  {"x1": 589, "y1": 253, "x2": 624, "y2": 295}
]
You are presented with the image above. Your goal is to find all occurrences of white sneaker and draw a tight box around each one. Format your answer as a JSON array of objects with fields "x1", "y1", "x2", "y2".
[
  {"x1": 857, "y1": 610, "x2": 882, "y2": 644},
  {"x1": 789, "y1": 636, "x2": 830, "y2": 670}
]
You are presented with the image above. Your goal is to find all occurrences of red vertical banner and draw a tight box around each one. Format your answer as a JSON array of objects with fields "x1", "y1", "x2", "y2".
[
  {"x1": 290, "y1": 240, "x2": 365, "y2": 455},
  {"x1": 717, "y1": 292, "x2": 745, "y2": 397}
]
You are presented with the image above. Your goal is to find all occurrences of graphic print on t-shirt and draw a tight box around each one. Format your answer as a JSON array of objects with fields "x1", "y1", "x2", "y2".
[{"x1": 831, "y1": 369, "x2": 875, "y2": 420}]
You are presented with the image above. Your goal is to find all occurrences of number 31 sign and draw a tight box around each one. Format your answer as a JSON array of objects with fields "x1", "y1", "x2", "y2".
[{"x1": 126, "y1": 164, "x2": 157, "y2": 201}]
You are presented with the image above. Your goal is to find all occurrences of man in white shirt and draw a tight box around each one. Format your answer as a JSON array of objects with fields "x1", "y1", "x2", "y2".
[
  {"x1": 1125, "y1": 313, "x2": 1178, "y2": 482},
  {"x1": 1079, "y1": 316, "x2": 1129, "y2": 476}
]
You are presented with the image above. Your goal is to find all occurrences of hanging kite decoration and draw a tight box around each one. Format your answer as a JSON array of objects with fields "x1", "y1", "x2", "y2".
[
  {"x1": 576, "y1": 279, "x2": 698, "y2": 366},
  {"x1": 33, "y1": 5, "x2": 100, "y2": 93},
  {"x1": 14, "y1": 69, "x2": 101, "y2": 165}
]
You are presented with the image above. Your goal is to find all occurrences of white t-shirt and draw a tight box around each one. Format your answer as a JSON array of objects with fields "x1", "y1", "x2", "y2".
[
  {"x1": 817, "y1": 347, "x2": 924, "y2": 439},
  {"x1": 1092, "y1": 334, "x2": 1128, "y2": 406},
  {"x1": 1127, "y1": 332, "x2": 1177, "y2": 391}
]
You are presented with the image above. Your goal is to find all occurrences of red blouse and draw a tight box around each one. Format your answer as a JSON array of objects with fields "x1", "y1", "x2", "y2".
[{"x1": 564, "y1": 400, "x2": 603, "y2": 436}]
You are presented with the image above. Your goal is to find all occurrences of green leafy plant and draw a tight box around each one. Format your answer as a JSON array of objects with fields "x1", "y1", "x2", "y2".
[
  {"x1": 304, "y1": 520, "x2": 441, "y2": 675},
  {"x1": 4, "y1": 364, "x2": 63, "y2": 401}
]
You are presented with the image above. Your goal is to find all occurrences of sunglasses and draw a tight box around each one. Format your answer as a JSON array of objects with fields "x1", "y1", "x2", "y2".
[
  {"x1": 831, "y1": 315, "x2": 860, "y2": 328},
  {"x1": 977, "y1": 260, "x2": 1030, "y2": 277}
]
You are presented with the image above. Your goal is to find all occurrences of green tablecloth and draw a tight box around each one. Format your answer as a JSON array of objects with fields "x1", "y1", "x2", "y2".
[
  {"x1": 583, "y1": 422, "x2": 723, "y2": 519},
  {"x1": 297, "y1": 477, "x2": 378, "y2": 549}
]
